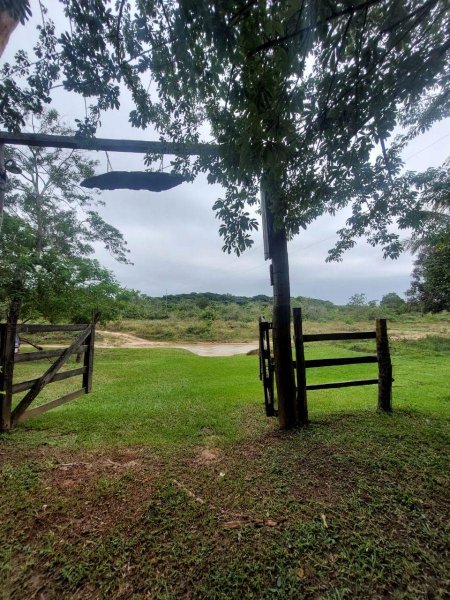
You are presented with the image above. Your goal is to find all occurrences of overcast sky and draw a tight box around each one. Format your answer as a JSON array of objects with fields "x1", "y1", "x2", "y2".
[{"x1": 3, "y1": 3, "x2": 450, "y2": 304}]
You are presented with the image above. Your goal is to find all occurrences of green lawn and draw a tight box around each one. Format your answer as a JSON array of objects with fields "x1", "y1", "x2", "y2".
[{"x1": 1, "y1": 339, "x2": 449, "y2": 598}]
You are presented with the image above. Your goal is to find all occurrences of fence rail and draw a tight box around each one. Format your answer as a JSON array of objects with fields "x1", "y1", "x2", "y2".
[
  {"x1": 302, "y1": 331, "x2": 376, "y2": 342},
  {"x1": 16, "y1": 324, "x2": 88, "y2": 333},
  {"x1": 0, "y1": 316, "x2": 96, "y2": 432},
  {"x1": 14, "y1": 345, "x2": 89, "y2": 363},
  {"x1": 302, "y1": 355, "x2": 378, "y2": 368},
  {"x1": 11, "y1": 367, "x2": 87, "y2": 394}
]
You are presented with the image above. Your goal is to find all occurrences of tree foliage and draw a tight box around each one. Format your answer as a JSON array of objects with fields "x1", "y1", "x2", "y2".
[
  {"x1": 407, "y1": 228, "x2": 450, "y2": 312},
  {"x1": 1, "y1": 1, "x2": 450, "y2": 259},
  {"x1": 0, "y1": 110, "x2": 128, "y2": 322},
  {"x1": 380, "y1": 292, "x2": 406, "y2": 311}
]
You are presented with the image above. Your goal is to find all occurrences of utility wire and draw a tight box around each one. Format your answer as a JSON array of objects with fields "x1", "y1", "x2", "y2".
[{"x1": 403, "y1": 132, "x2": 450, "y2": 161}]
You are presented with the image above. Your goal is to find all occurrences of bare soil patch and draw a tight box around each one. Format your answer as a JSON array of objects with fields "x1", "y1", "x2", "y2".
[{"x1": 96, "y1": 330, "x2": 259, "y2": 356}]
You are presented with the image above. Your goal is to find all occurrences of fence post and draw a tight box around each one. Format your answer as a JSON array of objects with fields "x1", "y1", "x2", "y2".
[
  {"x1": 293, "y1": 308, "x2": 308, "y2": 425},
  {"x1": 82, "y1": 314, "x2": 96, "y2": 393},
  {"x1": 0, "y1": 302, "x2": 19, "y2": 432},
  {"x1": 376, "y1": 318, "x2": 392, "y2": 413}
]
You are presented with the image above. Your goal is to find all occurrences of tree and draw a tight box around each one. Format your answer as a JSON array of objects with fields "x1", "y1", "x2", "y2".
[
  {"x1": 348, "y1": 293, "x2": 368, "y2": 307},
  {"x1": 0, "y1": 213, "x2": 123, "y2": 322},
  {"x1": 380, "y1": 292, "x2": 406, "y2": 312},
  {"x1": 404, "y1": 159, "x2": 450, "y2": 253},
  {"x1": 2, "y1": 1, "x2": 450, "y2": 427},
  {"x1": 407, "y1": 229, "x2": 450, "y2": 312},
  {"x1": 0, "y1": 110, "x2": 129, "y2": 322}
]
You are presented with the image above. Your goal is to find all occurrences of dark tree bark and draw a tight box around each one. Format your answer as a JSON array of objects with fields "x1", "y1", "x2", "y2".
[
  {"x1": 262, "y1": 173, "x2": 297, "y2": 429},
  {"x1": 271, "y1": 226, "x2": 297, "y2": 428},
  {"x1": 0, "y1": 144, "x2": 5, "y2": 236}
]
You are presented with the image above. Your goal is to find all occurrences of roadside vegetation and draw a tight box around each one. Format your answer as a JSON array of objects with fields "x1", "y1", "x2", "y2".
[{"x1": 103, "y1": 292, "x2": 450, "y2": 343}]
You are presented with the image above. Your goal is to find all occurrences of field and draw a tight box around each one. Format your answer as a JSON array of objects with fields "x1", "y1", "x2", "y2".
[
  {"x1": 104, "y1": 311, "x2": 450, "y2": 343},
  {"x1": 1, "y1": 335, "x2": 449, "y2": 598}
]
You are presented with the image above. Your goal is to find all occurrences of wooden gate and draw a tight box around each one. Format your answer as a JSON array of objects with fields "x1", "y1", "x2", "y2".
[
  {"x1": 259, "y1": 309, "x2": 393, "y2": 421},
  {"x1": 0, "y1": 319, "x2": 96, "y2": 432},
  {"x1": 258, "y1": 317, "x2": 276, "y2": 416}
]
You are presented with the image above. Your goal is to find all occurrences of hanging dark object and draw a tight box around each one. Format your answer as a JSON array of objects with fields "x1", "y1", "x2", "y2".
[{"x1": 80, "y1": 171, "x2": 186, "y2": 192}]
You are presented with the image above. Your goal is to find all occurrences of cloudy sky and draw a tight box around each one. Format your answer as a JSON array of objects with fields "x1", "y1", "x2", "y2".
[{"x1": 4, "y1": 3, "x2": 450, "y2": 304}]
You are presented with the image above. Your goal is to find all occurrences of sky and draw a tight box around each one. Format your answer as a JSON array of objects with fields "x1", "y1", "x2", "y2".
[{"x1": 3, "y1": 2, "x2": 450, "y2": 305}]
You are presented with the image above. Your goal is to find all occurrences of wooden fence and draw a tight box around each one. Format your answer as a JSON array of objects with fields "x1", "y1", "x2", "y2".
[
  {"x1": 259, "y1": 308, "x2": 393, "y2": 420},
  {"x1": 0, "y1": 319, "x2": 96, "y2": 432}
]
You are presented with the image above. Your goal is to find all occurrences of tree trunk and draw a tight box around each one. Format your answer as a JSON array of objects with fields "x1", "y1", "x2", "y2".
[
  {"x1": 0, "y1": 11, "x2": 18, "y2": 58},
  {"x1": 0, "y1": 144, "x2": 5, "y2": 236},
  {"x1": 261, "y1": 174, "x2": 297, "y2": 429},
  {"x1": 271, "y1": 226, "x2": 297, "y2": 429}
]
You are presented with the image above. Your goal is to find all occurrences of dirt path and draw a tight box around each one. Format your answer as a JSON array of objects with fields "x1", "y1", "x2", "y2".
[
  {"x1": 96, "y1": 330, "x2": 259, "y2": 356},
  {"x1": 95, "y1": 327, "x2": 447, "y2": 356}
]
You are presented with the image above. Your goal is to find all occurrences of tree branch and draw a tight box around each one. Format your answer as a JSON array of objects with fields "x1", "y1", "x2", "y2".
[{"x1": 248, "y1": 0, "x2": 384, "y2": 57}]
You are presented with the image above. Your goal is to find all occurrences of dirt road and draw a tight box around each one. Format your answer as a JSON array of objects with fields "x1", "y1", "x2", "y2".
[{"x1": 97, "y1": 330, "x2": 259, "y2": 356}]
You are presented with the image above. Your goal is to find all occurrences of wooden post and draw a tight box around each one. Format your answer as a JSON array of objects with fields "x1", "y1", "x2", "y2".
[
  {"x1": 376, "y1": 318, "x2": 392, "y2": 412},
  {"x1": 0, "y1": 300, "x2": 20, "y2": 432},
  {"x1": 82, "y1": 315, "x2": 96, "y2": 393},
  {"x1": 293, "y1": 308, "x2": 308, "y2": 424}
]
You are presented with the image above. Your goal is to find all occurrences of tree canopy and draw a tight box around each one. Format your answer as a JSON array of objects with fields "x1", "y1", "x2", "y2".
[
  {"x1": 2, "y1": 0, "x2": 449, "y2": 258},
  {"x1": 407, "y1": 228, "x2": 450, "y2": 312}
]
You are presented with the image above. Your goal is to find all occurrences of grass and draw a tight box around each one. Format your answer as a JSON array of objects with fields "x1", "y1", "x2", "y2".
[{"x1": 1, "y1": 338, "x2": 449, "y2": 598}]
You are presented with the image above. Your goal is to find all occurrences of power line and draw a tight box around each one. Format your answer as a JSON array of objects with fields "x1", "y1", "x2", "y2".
[{"x1": 404, "y1": 132, "x2": 450, "y2": 161}]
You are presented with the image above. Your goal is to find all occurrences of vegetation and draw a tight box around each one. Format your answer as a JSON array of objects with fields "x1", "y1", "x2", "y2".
[
  {"x1": 11, "y1": 288, "x2": 448, "y2": 343},
  {"x1": 1, "y1": 338, "x2": 449, "y2": 597},
  {"x1": 408, "y1": 229, "x2": 450, "y2": 313},
  {"x1": 0, "y1": 111, "x2": 128, "y2": 322},
  {"x1": 99, "y1": 291, "x2": 447, "y2": 342}
]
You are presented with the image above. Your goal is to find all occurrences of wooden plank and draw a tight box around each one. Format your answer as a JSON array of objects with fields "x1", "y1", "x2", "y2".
[
  {"x1": 0, "y1": 300, "x2": 20, "y2": 432},
  {"x1": 303, "y1": 331, "x2": 376, "y2": 342},
  {"x1": 15, "y1": 345, "x2": 88, "y2": 363},
  {"x1": 0, "y1": 323, "x2": 15, "y2": 431},
  {"x1": 82, "y1": 321, "x2": 95, "y2": 393},
  {"x1": 258, "y1": 318, "x2": 265, "y2": 382},
  {"x1": 11, "y1": 326, "x2": 92, "y2": 424},
  {"x1": 303, "y1": 356, "x2": 378, "y2": 368},
  {"x1": 264, "y1": 321, "x2": 275, "y2": 417},
  {"x1": 259, "y1": 317, "x2": 276, "y2": 416},
  {"x1": 293, "y1": 308, "x2": 308, "y2": 424},
  {"x1": 17, "y1": 388, "x2": 86, "y2": 421},
  {"x1": 14, "y1": 349, "x2": 65, "y2": 362},
  {"x1": 376, "y1": 319, "x2": 393, "y2": 412},
  {"x1": 16, "y1": 324, "x2": 88, "y2": 333},
  {"x1": 306, "y1": 379, "x2": 379, "y2": 391},
  {"x1": 0, "y1": 131, "x2": 218, "y2": 157},
  {"x1": 12, "y1": 367, "x2": 86, "y2": 394}
]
